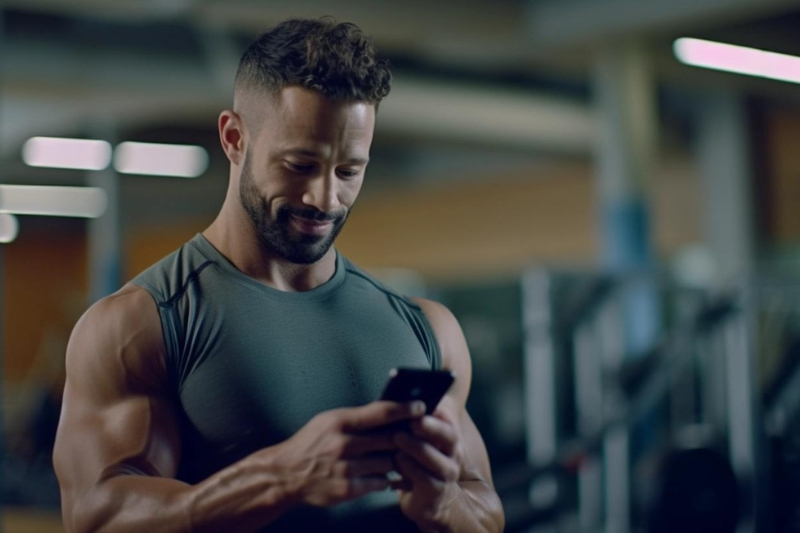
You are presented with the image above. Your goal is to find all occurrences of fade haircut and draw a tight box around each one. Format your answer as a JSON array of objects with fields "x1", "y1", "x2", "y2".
[{"x1": 234, "y1": 17, "x2": 392, "y2": 109}]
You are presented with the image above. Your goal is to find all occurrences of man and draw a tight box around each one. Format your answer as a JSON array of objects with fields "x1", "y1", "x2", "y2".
[{"x1": 54, "y1": 18, "x2": 505, "y2": 533}]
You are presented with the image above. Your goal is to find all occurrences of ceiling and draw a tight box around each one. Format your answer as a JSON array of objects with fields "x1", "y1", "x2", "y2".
[{"x1": 2, "y1": 0, "x2": 799, "y2": 195}]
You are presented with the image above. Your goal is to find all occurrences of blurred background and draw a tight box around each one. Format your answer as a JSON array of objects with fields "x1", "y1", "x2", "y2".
[{"x1": 2, "y1": 0, "x2": 800, "y2": 531}]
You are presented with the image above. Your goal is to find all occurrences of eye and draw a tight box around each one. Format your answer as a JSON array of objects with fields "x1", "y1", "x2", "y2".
[
  {"x1": 337, "y1": 168, "x2": 361, "y2": 180},
  {"x1": 286, "y1": 161, "x2": 315, "y2": 174}
]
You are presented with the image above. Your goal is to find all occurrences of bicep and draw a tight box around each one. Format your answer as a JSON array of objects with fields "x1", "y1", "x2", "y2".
[
  {"x1": 54, "y1": 288, "x2": 181, "y2": 513},
  {"x1": 56, "y1": 383, "x2": 181, "y2": 483},
  {"x1": 413, "y1": 298, "x2": 494, "y2": 484}
]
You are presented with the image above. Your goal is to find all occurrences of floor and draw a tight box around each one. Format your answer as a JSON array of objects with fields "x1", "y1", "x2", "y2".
[{"x1": 2, "y1": 508, "x2": 64, "y2": 533}]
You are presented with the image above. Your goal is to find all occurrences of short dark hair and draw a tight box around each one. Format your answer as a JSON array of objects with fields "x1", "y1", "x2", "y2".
[{"x1": 235, "y1": 17, "x2": 392, "y2": 106}]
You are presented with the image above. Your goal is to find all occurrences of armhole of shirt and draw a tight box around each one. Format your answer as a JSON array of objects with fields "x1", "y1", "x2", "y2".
[
  {"x1": 135, "y1": 281, "x2": 183, "y2": 392},
  {"x1": 409, "y1": 300, "x2": 443, "y2": 371},
  {"x1": 131, "y1": 257, "x2": 215, "y2": 394},
  {"x1": 343, "y1": 260, "x2": 443, "y2": 371}
]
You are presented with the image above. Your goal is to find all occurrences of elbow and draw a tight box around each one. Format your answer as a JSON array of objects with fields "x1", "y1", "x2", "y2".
[
  {"x1": 480, "y1": 492, "x2": 505, "y2": 533},
  {"x1": 491, "y1": 504, "x2": 505, "y2": 533},
  {"x1": 61, "y1": 503, "x2": 92, "y2": 533},
  {"x1": 56, "y1": 462, "x2": 126, "y2": 533},
  {"x1": 488, "y1": 486, "x2": 505, "y2": 533},
  {"x1": 479, "y1": 483, "x2": 506, "y2": 533},
  {"x1": 459, "y1": 480, "x2": 505, "y2": 533},
  {"x1": 62, "y1": 485, "x2": 119, "y2": 533}
]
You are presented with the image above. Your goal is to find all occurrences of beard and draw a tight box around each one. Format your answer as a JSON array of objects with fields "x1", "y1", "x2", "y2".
[{"x1": 239, "y1": 150, "x2": 348, "y2": 264}]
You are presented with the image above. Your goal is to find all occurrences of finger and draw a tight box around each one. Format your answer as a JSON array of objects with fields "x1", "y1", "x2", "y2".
[
  {"x1": 432, "y1": 394, "x2": 459, "y2": 420},
  {"x1": 395, "y1": 432, "x2": 459, "y2": 483},
  {"x1": 395, "y1": 451, "x2": 443, "y2": 486},
  {"x1": 339, "y1": 476, "x2": 392, "y2": 500},
  {"x1": 341, "y1": 432, "x2": 399, "y2": 457},
  {"x1": 389, "y1": 476, "x2": 413, "y2": 492},
  {"x1": 307, "y1": 476, "x2": 391, "y2": 507},
  {"x1": 340, "y1": 456, "x2": 396, "y2": 478},
  {"x1": 409, "y1": 416, "x2": 458, "y2": 457},
  {"x1": 341, "y1": 401, "x2": 426, "y2": 432}
]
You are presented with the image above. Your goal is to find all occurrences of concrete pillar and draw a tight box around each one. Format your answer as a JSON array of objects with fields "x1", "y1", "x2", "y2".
[
  {"x1": 695, "y1": 90, "x2": 758, "y2": 532},
  {"x1": 592, "y1": 42, "x2": 661, "y2": 533},
  {"x1": 696, "y1": 91, "x2": 756, "y2": 285},
  {"x1": 87, "y1": 123, "x2": 121, "y2": 303},
  {"x1": 593, "y1": 41, "x2": 660, "y2": 356}
]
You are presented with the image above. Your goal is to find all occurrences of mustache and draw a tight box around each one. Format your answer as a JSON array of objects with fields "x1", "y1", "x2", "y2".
[{"x1": 281, "y1": 206, "x2": 345, "y2": 223}]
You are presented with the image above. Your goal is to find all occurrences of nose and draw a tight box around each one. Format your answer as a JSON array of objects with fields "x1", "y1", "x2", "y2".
[{"x1": 301, "y1": 170, "x2": 340, "y2": 214}]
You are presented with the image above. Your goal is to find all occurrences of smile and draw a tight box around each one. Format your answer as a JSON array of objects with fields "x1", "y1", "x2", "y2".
[{"x1": 290, "y1": 214, "x2": 334, "y2": 236}]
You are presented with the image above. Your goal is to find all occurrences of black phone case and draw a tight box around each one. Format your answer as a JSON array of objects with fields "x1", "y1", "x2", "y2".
[{"x1": 379, "y1": 368, "x2": 455, "y2": 414}]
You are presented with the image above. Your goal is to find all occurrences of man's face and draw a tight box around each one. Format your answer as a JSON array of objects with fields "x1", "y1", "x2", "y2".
[{"x1": 238, "y1": 86, "x2": 375, "y2": 264}]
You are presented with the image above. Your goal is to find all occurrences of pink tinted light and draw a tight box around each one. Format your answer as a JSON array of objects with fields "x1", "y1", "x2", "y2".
[
  {"x1": 0, "y1": 213, "x2": 18, "y2": 243},
  {"x1": 674, "y1": 38, "x2": 800, "y2": 84},
  {"x1": 22, "y1": 137, "x2": 112, "y2": 170}
]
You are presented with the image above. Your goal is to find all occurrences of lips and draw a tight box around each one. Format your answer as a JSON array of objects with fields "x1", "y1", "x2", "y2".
[{"x1": 290, "y1": 214, "x2": 334, "y2": 236}]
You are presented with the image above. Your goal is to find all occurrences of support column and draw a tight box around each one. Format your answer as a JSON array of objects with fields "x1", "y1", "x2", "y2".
[
  {"x1": 696, "y1": 90, "x2": 759, "y2": 532},
  {"x1": 87, "y1": 124, "x2": 121, "y2": 303},
  {"x1": 594, "y1": 41, "x2": 660, "y2": 354},
  {"x1": 593, "y1": 42, "x2": 661, "y2": 533},
  {"x1": 696, "y1": 91, "x2": 756, "y2": 285}
]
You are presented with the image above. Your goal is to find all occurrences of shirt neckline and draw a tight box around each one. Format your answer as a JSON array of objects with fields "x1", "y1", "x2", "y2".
[{"x1": 189, "y1": 233, "x2": 347, "y2": 301}]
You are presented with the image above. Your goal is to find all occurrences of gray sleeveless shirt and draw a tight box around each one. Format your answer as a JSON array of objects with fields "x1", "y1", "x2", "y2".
[{"x1": 132, "y1": 234, "x2": 441, "y2": 531}]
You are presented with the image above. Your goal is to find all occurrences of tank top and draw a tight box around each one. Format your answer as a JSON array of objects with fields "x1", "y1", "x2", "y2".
[{"x1": 132, "y1": 233, "x2": 441, "y2": 531}]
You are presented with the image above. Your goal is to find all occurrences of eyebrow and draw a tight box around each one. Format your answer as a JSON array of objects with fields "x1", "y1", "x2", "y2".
[{"x1": 278, "y1": 148, "x2": 369, "y2": 165}]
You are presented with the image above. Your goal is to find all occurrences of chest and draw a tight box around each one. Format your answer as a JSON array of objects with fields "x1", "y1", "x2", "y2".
[{"x1": 174, "y1": 284, "x2": 433, "y2": 471}]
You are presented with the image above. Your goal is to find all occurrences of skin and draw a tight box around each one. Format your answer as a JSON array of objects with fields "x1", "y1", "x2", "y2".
[{"x1": 54, "y1": 86, "x2": 504, "y2": 533}]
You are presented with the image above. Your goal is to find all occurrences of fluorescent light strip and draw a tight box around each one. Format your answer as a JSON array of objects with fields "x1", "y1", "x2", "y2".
[
  {"x1": 22, "y1": 137, "x2": 112, "y2": 171},
  {"x1": 0, "y1": 185, "x2": 108, "y2": 218},
  {"x1": 674, "y1": 38, "x2": 800, "y2": 85},
  {"x1": 0, "y1": 213, "x2": 19, "y2": 243},
  {"x1": 114, "y1": 142, "x2": 209, "y2": 178}
]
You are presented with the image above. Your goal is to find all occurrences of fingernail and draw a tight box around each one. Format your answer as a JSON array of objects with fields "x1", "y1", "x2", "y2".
[
  {"x1": 412, "y1": 401, "x2": 426, "y2": 415},
  {"x1": 386, "y1": 470, "x2": 403, "y2": 482}
]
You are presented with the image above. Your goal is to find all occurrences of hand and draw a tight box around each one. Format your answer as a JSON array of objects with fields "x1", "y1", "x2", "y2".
[
  {"x1": 269, "y1": 400, "x2": 426, "y2": 507},
  {"x1": 393, "y1": 396, "x2": 465, "y2": 530}
]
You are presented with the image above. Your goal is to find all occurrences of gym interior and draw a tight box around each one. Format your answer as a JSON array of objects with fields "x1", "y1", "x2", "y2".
[{"x1": 2, "y1": 1, "x2": 800, "y2": 532}]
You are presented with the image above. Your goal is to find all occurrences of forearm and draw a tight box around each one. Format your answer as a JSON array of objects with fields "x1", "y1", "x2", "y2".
[
  {"x1": 425, "y1": 481, "x2": 504, "y2": 533},
  {"x1": 188, "y1": 453, "x2": 297, "y2": 533},
  {"x1": 69, "y1": 454, "x2": 297, "y2": 533}
]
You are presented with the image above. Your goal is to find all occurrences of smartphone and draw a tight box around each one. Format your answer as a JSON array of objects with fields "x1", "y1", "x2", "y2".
[{"x1": 379, "y1": 367, "x2": 456, "y2": 414}]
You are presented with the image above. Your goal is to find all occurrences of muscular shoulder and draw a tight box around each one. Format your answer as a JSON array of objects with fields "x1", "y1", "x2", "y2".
[
  {"x1": 411, "y1": 297, "x2": 472, "y2": 403},
  {"x1": 410, "y1": 298, "x2": 467, "y2": 363},
  {"x1": 67, "y1": 283, "x2": 168, "y2": 398}
]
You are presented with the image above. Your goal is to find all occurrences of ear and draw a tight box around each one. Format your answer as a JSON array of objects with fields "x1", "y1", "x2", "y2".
[{"x1": 218, "y1": 109, "x2": 246, "y2": 166}]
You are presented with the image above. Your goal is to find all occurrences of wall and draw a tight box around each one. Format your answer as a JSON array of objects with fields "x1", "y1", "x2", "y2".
[
  {"x1": 125, "y1": 157, "x2": 702, "y2": 283},
  {"x1": 3, "y1": 221, "x2": 87, "y2": 383},
  {"x1": 760, "y1": 108, "x2": 800, "y2": 248}
]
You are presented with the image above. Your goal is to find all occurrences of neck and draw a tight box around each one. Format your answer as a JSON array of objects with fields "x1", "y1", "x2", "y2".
[{"x1": 203, "y1": 203, "x2": 337, "y2": 292}]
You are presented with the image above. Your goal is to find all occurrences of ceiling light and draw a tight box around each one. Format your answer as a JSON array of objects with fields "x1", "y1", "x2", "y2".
[
  {"x1": 674, "y1": 38, "x2": 800, "y2": 85},
  {"x1": 114, "y1": 142, "x2": 209, "y2": 178},
  {"x1": 0, "y1": 214, "x2": 19, "y2": 243},
  {"x1": 22, "y1": 137, "x2": 112, "y2": 171},
  {"x1": 0, "y1": 185, "x2": 108, "y2": 218}
]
